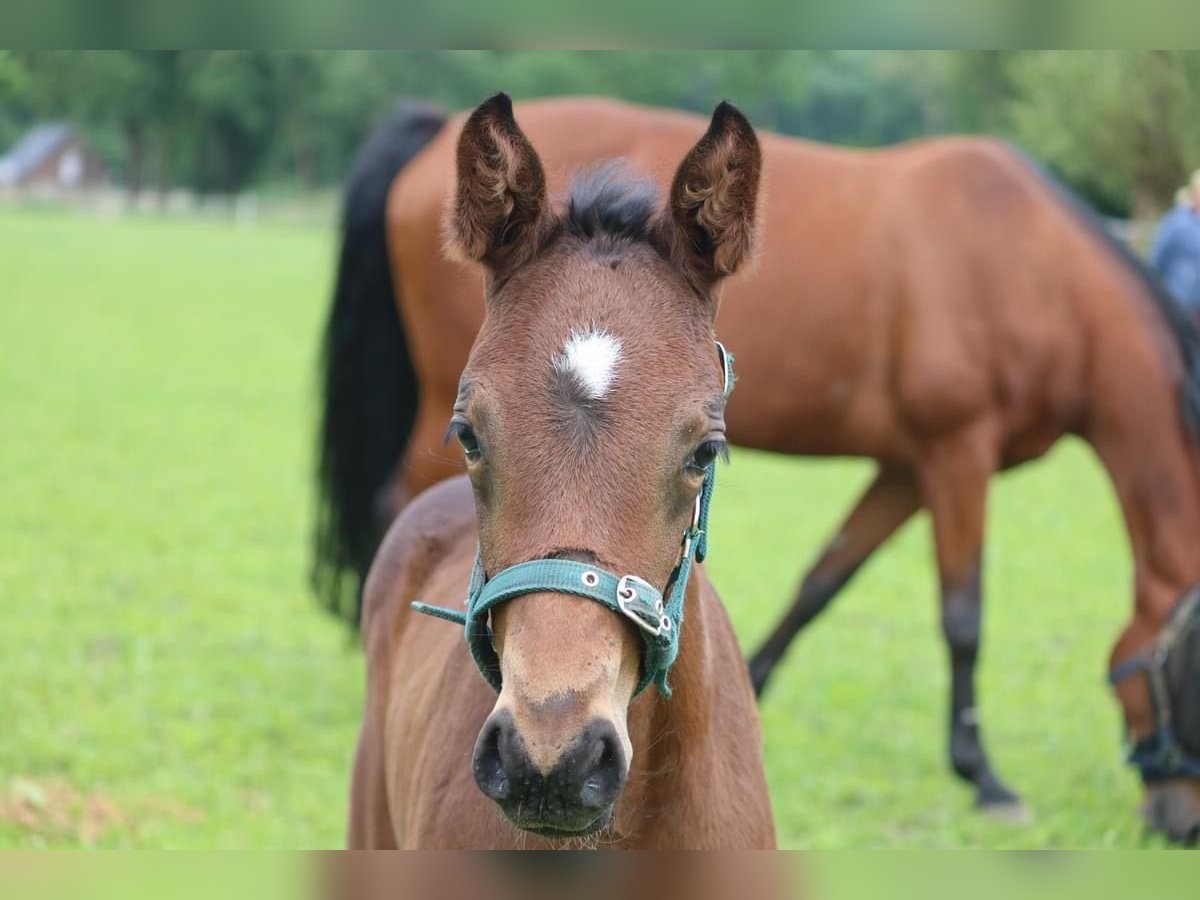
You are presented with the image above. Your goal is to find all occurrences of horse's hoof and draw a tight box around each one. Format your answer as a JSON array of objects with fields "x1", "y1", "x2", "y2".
[{"x1": 977, "y1": 796, "x2": 1033, "y2": 825}]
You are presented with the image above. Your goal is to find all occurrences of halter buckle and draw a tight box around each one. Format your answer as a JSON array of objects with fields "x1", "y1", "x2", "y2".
[{"x1": 617, "y1": 575, "x2": 666, "y2": 637}]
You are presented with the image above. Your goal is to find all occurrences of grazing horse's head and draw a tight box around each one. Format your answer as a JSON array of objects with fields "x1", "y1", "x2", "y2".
[
  {"x1": 443, "y1": 93, "x2": 760, "y2": 837},
  {"x1": 1122, "y1": 590, "x2": 1200, "y2": 844}
]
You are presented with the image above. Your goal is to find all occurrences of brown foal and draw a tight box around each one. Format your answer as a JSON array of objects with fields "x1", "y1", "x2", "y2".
[{"x1": 346, "y1": 95, "x2": 775, "y2": 849}]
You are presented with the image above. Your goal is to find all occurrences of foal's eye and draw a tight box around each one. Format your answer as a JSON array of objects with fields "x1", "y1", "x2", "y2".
[
  {"x1": 686, "y1": 439, "x2": 727, "y2": 475},
  {"x1": 449, "y1": 421, "x2": 483, "y2": 462}
]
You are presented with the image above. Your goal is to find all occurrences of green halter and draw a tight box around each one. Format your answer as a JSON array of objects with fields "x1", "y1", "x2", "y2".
[{"x1": 412, "y1": 342, "x2": 734, "y2": 697}]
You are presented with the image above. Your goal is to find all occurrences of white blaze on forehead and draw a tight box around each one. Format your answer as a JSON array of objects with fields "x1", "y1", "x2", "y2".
[{"x1": 552, "y1": 328, "x2": 623, "y2": 401}]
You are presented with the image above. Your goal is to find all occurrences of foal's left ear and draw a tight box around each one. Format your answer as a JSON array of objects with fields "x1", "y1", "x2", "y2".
[
  {"x1": 662, "y1": 101, "x2": 761, "y2": 288},
  {"x1": 449, "y1": 92, "x2": 547, "y2": 273}
]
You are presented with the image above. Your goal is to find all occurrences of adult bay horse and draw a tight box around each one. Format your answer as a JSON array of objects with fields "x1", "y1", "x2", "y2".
[
  {"x1": 348, "y1": 94, "x2": 774, "y2": 848},
  {"x1": 318, "y1": 97, "x2": 1200, "y2": 841}
]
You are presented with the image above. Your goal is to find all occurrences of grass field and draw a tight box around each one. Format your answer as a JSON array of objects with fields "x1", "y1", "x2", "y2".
[{"x1": 0, "y1": 209, "x2": 1164, "y2": 848}]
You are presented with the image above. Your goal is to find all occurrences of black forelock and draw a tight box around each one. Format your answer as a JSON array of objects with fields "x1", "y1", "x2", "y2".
[{"x1": 563, "y1": 161, "x2": 659, "y2": 244}]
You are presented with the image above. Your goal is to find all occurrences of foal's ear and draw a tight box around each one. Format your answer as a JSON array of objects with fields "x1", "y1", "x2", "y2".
[
  {"x1": 662, "y1": 101, "x2": 761, "y2": 287},
  {"x1": 448, "y1": 92, "x2": 547, "y2": 272}
]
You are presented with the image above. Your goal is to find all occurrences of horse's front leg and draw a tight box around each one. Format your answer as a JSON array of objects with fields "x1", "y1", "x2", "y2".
[
  {"x1": 748, "y1": 465, "x2": 921, "y2": 695},
  {"x1": 919, "y1": 426, "x2": 1024, "y2": 815}
]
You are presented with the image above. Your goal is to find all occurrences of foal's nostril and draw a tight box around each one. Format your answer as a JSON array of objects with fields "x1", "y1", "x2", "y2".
[
  {"x1": 472, "y1": 713, "x2": 520, "y2": 802},
  {"x1": 575, "y1": 721, "x2": 626, "y2": 811}
]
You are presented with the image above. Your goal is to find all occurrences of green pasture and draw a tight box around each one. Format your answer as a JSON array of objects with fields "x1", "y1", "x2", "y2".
[{"x1": 0, "y1": 209, "x2": 1161, "y2": 848}]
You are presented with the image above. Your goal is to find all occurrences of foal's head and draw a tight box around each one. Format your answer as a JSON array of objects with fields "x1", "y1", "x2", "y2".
[{"x1": 445, "y1": 93, "x2": 760, "y2": 838}]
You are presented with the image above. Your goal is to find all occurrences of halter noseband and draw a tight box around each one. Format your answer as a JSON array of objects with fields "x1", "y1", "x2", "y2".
[
  {"x1": 1108, "y1": 586, "x2": 1200, "y2": 782},
  {"x1": 412, "y1": 342, "x2": 734, "y2": 697}
]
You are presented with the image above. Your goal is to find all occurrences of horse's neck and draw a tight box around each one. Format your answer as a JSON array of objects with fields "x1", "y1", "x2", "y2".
[
  {"x1": 1084, "y1": 341, "x2": 1200, "y2": 627},
  {"x1": 1068, "y1": 216, "x2": 1200, "y2": 622}
]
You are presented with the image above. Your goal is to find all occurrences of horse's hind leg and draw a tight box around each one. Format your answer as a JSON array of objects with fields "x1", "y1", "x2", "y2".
[
  {"x1": 918, "y1": 429, "x2": 1024, "y2": 813},
  {"x1": 749, "y1": 466, "x2": 920, "y2": 695}
]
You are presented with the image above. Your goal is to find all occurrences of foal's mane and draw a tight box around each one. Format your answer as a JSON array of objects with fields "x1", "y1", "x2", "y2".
[
  {"x1": 1019, "y1": 150, "x2": 1200, "y2": 435},
  {"x1": 560, "y1": 161, "x2": 660, "y2": 247}
]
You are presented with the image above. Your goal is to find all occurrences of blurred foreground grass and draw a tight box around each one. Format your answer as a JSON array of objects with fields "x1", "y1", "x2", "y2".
[{"x1": 0, "y1": 209, "x2": 1159, "y2": 847}]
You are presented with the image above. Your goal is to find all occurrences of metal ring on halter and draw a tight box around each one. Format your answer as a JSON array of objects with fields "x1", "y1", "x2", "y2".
[{"x1": 715, "y1": 340, "x2": 732, "y2": 399}]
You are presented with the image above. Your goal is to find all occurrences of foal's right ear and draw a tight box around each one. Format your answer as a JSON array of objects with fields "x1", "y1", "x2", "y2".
[
  {"x1": 448, "y1": 93, "x2": 547, "y2": 273},
  {"x1": 662, "y1": 101, "x2": 761, "y2": 289}
]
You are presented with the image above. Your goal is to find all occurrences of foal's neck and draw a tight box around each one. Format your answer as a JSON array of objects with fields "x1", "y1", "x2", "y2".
[{"x1": 618, "y1": 580, "x2": 717, "y2": 837}]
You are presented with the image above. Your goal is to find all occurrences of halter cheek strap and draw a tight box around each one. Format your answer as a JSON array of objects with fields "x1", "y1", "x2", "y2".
[
  {"x1": 412, "y1": 341, "x2": 734, "y2": 697},
  {"x1": 1109, "y1": 586, "x2": 1200, "y2": 782}
]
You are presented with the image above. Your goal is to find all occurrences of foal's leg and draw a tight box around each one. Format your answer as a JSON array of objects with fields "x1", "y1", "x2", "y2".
[
  {"x1": 918, "y1": 430, "x2": 1022, "y2": 812},
  {"x1": 749, "y1": 466, "x2": 920, "y2": 695}
]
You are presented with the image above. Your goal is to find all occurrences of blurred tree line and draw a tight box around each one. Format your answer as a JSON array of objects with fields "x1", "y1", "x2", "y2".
[{"x1": 2, "y1": 51, "x2": 1198, "y2": 215}]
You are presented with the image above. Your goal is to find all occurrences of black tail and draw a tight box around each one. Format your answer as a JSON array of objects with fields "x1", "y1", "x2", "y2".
[{"x1": 313, "y1": 100, "x2": 448, "y2": 626}]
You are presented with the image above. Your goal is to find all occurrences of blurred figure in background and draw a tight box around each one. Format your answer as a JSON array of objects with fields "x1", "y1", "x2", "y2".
[{"x1": 1151, "y1": 171, "x2": 1200, "y2": 321}]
